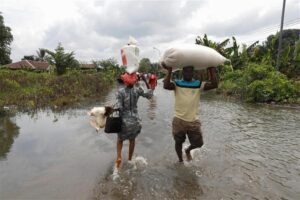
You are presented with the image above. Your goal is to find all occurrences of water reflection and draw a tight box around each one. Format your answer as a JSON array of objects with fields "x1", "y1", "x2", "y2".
[
  {"x1": 0, "y1": 84, "x2": 300, "y2": 200},
  {"x1": 0, "y1": 116, "x2": 19, "y2": 160},
  {"x1": 147, "y1": 96, "x2": 157, "y2": 120}
]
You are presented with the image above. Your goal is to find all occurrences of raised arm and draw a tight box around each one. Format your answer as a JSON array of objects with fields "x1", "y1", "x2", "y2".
[
  {"x1": 140, "y1": 73, "x2": 150, "y2": 89},
  {"x1": 162, "y1": 62, "x2": 175, "y2": 90},
  {"x1": 203, "y1": 67, "x2": 218, "y2": 91}
]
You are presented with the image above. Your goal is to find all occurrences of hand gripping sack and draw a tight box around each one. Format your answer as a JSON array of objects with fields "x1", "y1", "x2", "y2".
[
  {"x1": 104, "y1": 110, "x2": 122, "y2": 134},
  {"x1": 160, "y1": 44, "x2": 229, "y2": 70}
]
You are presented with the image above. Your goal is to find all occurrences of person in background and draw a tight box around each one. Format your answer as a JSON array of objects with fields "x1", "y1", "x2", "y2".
[
  {"x1": 114, "y1": 72, "x2": 153, "y2": 168},
  {"x1": 162, "y1": 63, "x2": 218, "y2": 163},
  {"x1": 148, "y1": 72, "x2": 158, "y2": 90}
]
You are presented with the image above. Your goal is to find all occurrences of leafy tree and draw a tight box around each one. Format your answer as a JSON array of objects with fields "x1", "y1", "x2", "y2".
[
  {"x1": 92, "y1": 58, "x2": 121, "y2": 80},
  {"x1": 139, "y1": 58, "x2": 152, "y2": 73},
  {"x1": 0, "y1": 12, "x2": 13, "y2": 65},
  {"x1": 93, "y1": 58, "x2": 119, "y2": 71},
  {"x1": 262, "y1": 29, "x2": 300, "y2": 74},
  {"x1": 292, "y1": 37, "x2": 300, "y2": 75},
  {"x1": 44, "y1": 43, "x2": 79, "y2": 75}
]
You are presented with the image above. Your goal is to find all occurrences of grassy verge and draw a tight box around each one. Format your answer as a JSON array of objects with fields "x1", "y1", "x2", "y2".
[{"x1": 0, "y1": 69, "x2": 116, "y2": 110}]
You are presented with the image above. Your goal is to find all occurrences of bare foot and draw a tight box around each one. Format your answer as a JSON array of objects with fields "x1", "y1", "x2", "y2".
[
  {"x1": 185, "y1": 149, "x2": 192, "y2": 161},
  {"x1": 115, "y1": 158, "x2": 122, "y2": 169}
]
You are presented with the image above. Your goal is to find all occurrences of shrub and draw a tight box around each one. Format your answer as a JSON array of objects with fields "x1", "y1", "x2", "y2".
[{"x1": 220, "y1": 63, "x2": 300, "y2": 103}]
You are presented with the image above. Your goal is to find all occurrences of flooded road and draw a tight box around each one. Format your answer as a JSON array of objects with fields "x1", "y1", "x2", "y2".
[{"x1": 0, "y1": 81, "x2": 300, "y2": 200}]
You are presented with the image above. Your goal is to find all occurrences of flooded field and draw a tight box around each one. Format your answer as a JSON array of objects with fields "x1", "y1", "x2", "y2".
[{"x1": 1, "y1": 82, "x2": 300, "y2": 200}]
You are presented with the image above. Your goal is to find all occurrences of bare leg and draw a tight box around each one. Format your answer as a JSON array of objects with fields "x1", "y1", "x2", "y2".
[
  {"x1": 185, "y1": 132, "x2": 204, "y2": 161},
  {"x1": 128, "y1": 139, "x2": 135, "y2": 161},
  {"x1": 116, "y1": 139, "x2": 123, "y2": 168},
  {"x1": 175, "y1": 142, "x2": 183, "y2": 162},
  {"x1": 185, "y1": 146, "x2": 193, "y2": 161}
]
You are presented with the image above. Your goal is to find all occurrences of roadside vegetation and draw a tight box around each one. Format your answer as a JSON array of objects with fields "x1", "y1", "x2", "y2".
[
  {"x1": 0, "y1": 65, "x2": 122, "y2": 110},
  {"x1": 1, "y1": 12, "x2": 124, "y2": 111},
  {"x1": 196, "y1": 29, "x2": 300, "y2": 104}
]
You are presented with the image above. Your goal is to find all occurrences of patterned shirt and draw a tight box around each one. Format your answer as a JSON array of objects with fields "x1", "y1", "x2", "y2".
[
  {"x1": 116, "y1": 86, "x2": 153, "y2": 118},
  {"x1": 115, "y1": 85, "x2": 153, "y2": 140}
]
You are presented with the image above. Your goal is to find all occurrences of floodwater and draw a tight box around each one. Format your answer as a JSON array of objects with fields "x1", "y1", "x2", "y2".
[{"x1": 0, "y1": 81, "x2": 300, "y2": 200}]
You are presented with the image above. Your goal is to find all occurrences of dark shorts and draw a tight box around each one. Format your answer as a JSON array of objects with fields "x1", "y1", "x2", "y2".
[{"x1": 172, "y1": 117, "x2": 203, "y2": 147}]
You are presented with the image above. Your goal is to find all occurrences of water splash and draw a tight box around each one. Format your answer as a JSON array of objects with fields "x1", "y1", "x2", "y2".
[
  {"x1": 128, "y1": 156, "x2": 148, "y2": 171},
  {"x1": 112, "y1": 166, "x2": 120, "y2": 182}
]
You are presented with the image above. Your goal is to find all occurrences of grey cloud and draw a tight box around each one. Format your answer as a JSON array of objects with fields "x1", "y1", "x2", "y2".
[
  {"x1": 40, "y1": 0, "x2": 207, "y2": 61},
  {"x1": 202, "y1": 0, "x2": 299, "y2": 37},
  {"x1": 85, "y1": 1, "x2": 205, "y2": 38}
]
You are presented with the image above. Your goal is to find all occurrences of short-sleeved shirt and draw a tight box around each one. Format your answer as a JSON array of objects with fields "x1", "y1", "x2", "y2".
[{"x1": 174, "y1": 80, "x2": 203, "y2": 122}]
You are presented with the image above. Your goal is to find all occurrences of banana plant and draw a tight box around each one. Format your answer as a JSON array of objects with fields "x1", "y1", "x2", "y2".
[{"x1": 196, "y1": 34, "x2": 230, "y2": 57}]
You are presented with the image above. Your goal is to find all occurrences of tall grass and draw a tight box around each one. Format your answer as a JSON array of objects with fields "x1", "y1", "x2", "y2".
[{"x1": 0, "y1": 69, "x2": 116, "y2": 109}]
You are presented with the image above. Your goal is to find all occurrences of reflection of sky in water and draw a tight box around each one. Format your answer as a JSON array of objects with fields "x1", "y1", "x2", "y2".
[{"x1": 0, "y1": 110, "x2": 116, "y2": 199}]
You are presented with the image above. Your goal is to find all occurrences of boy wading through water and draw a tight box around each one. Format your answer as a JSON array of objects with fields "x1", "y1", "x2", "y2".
[{"x1": 162, "y1": 63, "x2": 218, "y2": 162}]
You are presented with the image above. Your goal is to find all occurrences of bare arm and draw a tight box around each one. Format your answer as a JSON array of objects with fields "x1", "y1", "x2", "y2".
[
  {"x1": 162, "y1": 63, "x2": 175, "y2": 90},
  {"x1": 140, "y1": 74, "x2": 150, "y2": 89},
  {"x1": 203, "y1": 67, "x2": 218, "y2": 91}
]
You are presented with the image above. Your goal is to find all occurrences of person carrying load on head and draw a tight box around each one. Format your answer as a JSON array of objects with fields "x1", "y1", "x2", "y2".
[
  {"x1": 148, "y1": 72, "x2": 157, "y2": 90},
  {"x1": 114, "y1": 72, "x2": 153, "y2": 169},
  {"x1": 162, "y1": 62, "x2": 218, "y2": 163}
]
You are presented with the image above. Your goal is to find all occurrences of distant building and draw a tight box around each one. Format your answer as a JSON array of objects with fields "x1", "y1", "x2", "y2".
[{"x1": 5, "y1": 60, "x2": 51, "y2": 72}]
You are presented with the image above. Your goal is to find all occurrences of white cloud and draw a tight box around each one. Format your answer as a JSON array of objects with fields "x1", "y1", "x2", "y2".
[{"x1": 1, "y1": 0, "x2": 299, "y2": 63}]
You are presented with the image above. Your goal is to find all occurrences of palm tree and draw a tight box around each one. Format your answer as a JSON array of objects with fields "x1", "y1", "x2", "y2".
[
  {"x1": 44, "y1": 43, "x2": 79, "y2": 75},
  {"x1": 36, "y1": 48, "x2": 46, "y2": 61},
  {"x1": 196, "y1": 34, "x2": 230, "y2": 57}
]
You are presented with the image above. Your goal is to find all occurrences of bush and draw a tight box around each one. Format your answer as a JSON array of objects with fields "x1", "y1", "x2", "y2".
[
  {"x1": 219, "y1": 63, "x2": 300, "y2": 103},
  {"x1": 0, "y1": 69, "x2": 117, "y2": 109}
]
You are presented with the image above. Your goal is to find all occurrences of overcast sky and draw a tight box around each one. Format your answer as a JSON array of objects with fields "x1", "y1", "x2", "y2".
[{"x1": 1, "y1": 0, "x2": 300, "y2": 64}]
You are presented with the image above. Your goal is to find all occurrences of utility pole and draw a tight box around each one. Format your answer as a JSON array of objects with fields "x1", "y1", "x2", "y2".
[
  {"x1": 276, "y1": 0, "x2": 286, "y2": 70},
  {"x1": 153, "y1": 47, "x2": 161, "y2": 72}
]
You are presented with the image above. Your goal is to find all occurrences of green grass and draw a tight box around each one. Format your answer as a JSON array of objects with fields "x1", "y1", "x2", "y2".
[
  {"x1": 0, "y1": 69, "x2": 117, "y2": 109},
  {"x1": 218, "y1": 63, "x2": 300, "y2": 104}
]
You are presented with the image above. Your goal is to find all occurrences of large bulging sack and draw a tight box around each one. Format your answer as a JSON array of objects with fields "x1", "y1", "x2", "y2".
[
  {"x1": 160, "y1": 44, "x2": 229, "y2": 70},
  {"x1": 121, "y1": 36, "x2": 140, "y2": 74}
]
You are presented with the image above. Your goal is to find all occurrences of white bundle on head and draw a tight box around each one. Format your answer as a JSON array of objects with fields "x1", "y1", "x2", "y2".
[{"x1": 121, "y1": 36, "x2": 140, "y2": 74}]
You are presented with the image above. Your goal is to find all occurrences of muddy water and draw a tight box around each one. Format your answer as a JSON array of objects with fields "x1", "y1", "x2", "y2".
[{"x1": 0, "y1": 82, "x2": 299, "y2": 200}]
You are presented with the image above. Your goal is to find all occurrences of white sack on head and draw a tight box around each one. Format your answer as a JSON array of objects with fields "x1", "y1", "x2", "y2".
[
  {"x1": 160, "y1": 44, "x2": 229, "y2": 70},
  {"x1": 87, "y1": 107, "x2": 107, "y2": 131},
  {"x1": 121, "y1": 36, "x2": 140, "y2": 74}
]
